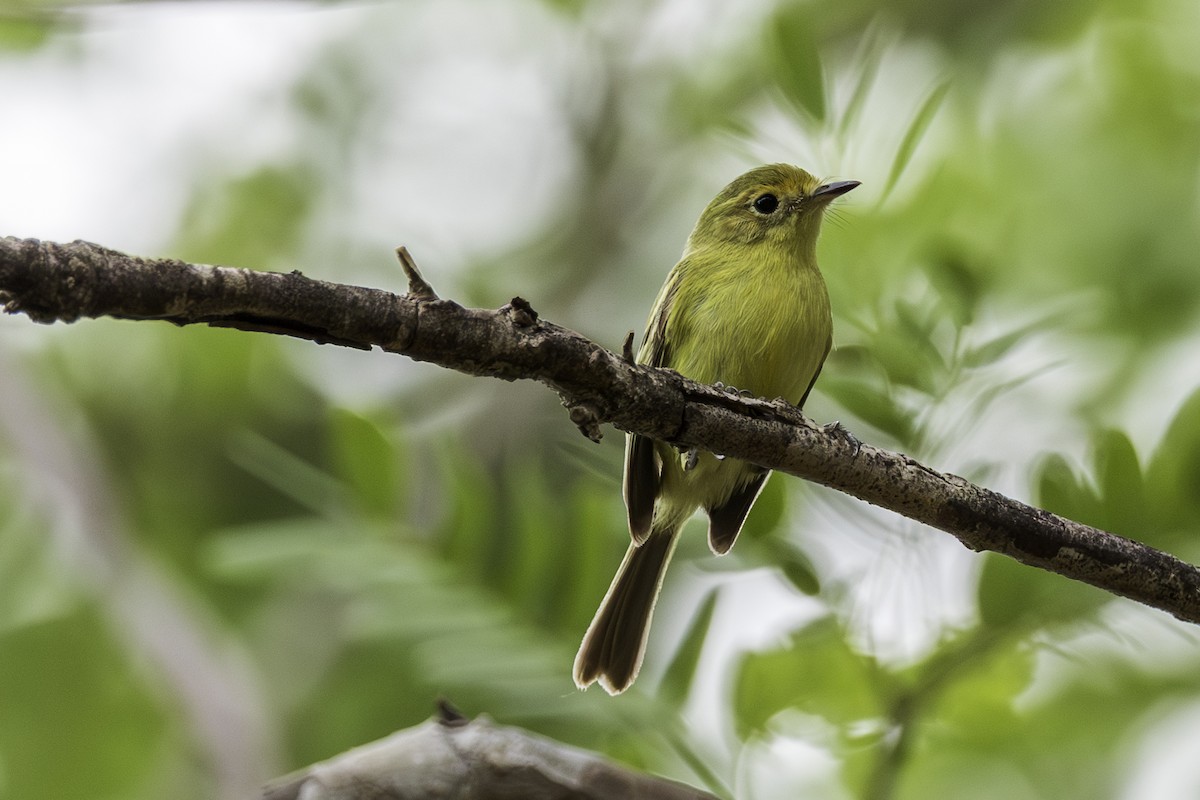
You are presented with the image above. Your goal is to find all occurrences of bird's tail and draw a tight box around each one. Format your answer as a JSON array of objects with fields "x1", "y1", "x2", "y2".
[{"x1": 573, "y1": 527, "x2": 680, "y2": 694}]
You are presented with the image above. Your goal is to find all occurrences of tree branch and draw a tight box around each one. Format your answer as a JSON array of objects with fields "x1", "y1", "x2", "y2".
[
  {"x1": 263, "y1": 702, "x2": 719, "y2": 800},
  {"x1": 3, "y1": 236, "x2": 1200, "y2": 625}
]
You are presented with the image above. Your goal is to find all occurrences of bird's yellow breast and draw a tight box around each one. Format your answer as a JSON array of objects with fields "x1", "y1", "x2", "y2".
[{"x1": 664, "y1": 246, "x2": 831, "y2": 404}]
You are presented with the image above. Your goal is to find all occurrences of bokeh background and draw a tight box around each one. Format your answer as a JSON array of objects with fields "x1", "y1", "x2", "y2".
[{"x1": 2, "y1": 1, "x2": 1200, "y2": 798}]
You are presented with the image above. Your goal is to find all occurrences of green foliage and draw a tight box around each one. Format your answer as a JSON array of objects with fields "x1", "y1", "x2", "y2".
[
  {"x1": 0, "y1": 608, "x2": 174, "y2": 800},
  {"x1": 1145, "y1": 387, "x2": 1200, "y2": 546},
  {"x1": 0, "y1": 11, "x2": 60, "y2": 50},
  {"x1": 658, "y1": 588, "x2": 718, "y2": 707},
  {"x1": 1036, "y1": 394, "x2": 1200, "y2": 556},
  {"x1": 329, "y1": 409, "x2": 402, "y2": 521},
  {"x1": 203, "y1": 518, "x2": 599, "y2": 753},
  {"x1": 880, "y1": 78, "x2": 951, "y2": 204},
  {"x1": 175, "y1": 165, "x2": 315, "y2": 270},
  {"x1": 735, "y1": 478, "x2": 823, "y2": 595},
  {"x1": 735, "y1": 616, "x2": 882, "y2": 740},
  {"x1": 976, "y1": 549, "x2": 1106, "y2": 629},
  {"x1": 768, "y1": 3, "x2": 827, "y2": 122}
]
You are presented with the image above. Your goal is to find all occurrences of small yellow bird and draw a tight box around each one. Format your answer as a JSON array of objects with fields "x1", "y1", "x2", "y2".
[{"x1": 573, "y1": 164, "x2": 858, "y2": 694}]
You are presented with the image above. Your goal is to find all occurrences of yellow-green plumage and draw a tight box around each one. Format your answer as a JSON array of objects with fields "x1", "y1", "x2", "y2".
[{"x1": 573, "y1": 164, "x2": 857, "y2": 695}]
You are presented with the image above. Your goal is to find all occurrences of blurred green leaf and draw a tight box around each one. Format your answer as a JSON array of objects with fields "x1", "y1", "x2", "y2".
[
  {"x1": 821, "y1": 375, "x2": 916, "y2": 444},
  {"x1": 891, "y1": 297, "x2": 945, "y2": 392},
  {"x1": 1038, "y1": 426, "x2": 1160, "y2": 549},
  {"x1": 1093, "y1": 428, "x2": 1144, "y2": 537},
  {"x1": 0, "y1": 11, "x2": 60, "y2": 50},
  {"x1": 436, "y1": 440, "x2": 500, "y2": 581},
  {"x1": 881, "y1": 78, "x2": 951, "y2": 202},
  {"x1": 984, "y1": 434, "x2": 1148, "y2": 631},
  {"x1": 0, "y1": 505, "x2": 76, "y2": 633},
  {"x1": 560, "y1": 483, "x2": 627, "y2": 633},
  {"x1": 767, "y1": 3, "x2": 826, "y2": 121},
  {"x1": 1036, "y1": 453, "x2": 1098, "y2": 527},
  {"x1": 822, "y1": 344, "x2": 919, "y2": 443},
  {"x1": 1146, "y1": 387, "x2": 1200, "y2": 540},
  {"x1": 739, "y1": 471, "x2": 786, "y2": 543},
  {"x1": 658, "y1": 588, "x2": 718, "y2": 706},
  {"x1": 0, "y1": 610, "x2": 168, "y2": 800},
  {"x1": 924, "y1": 251, "x2": 982, "y2": 328},
  {"x1": 977, "y1": 551, "x2": 1107, "y2": 630},
  {"x1": 504, "y1": 454, "x2": 564, "y2": 622},
  {"x1": 837, "y1": 20, "x2": 889, "y2": 141},
  {"x1": 330, "y1": 408, "x2": 401, "y2": 521},
  {"x1": 929, "y1": 639, "x2": 1035, "y2": 748},
  {"x1": 202, "y1": 518, "x2": 623, "y2": 755},
  {"x1": 536, "y1": 0, "x2": 589, "y2": 18},
  {"x1": 776, "y1": 540, "x2": 821, "y2": 595},
  {"x1": 734, "y1": 616, "x2": 880, "y2": 739},
  {"x1": 912, "y1": 638, "x2": 1200, "y2": 800},
  {"x1": 736, "y1": 488, "x2": 821, "y2": 595},
  {"x1": 962, "y1": 321, "x2": 1042, "y2": 369},
  {"x1": 175, "y1": 165, "x2": 314, "y2": 269},
  {"x1": 227, "y1": 429, "x2": 346, "y2": 517}
]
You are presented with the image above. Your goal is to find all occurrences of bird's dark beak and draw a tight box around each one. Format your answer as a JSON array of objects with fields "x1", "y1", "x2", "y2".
[{"x1": 812, "y1": 180, "x2": 860, "y2": 201}]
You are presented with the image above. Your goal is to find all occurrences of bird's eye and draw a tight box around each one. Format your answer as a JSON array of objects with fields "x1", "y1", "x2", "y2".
[{"x1": 752, "y1": 193, "x2": 779, "y2": 214}]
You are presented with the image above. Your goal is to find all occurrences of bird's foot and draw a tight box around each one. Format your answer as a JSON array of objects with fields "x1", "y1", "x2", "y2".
[
  {"x1": 822, "y1": 420, "x2": 862, "y2": 458},
  {"x1": 682, "y1": 446, "x2": 726, "y2": 471},
  {"x1": 713, "y1": 381, "x2": 757, "y2": 399}
]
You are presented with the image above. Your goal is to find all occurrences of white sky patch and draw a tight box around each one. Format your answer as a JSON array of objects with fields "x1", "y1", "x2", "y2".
[{"x1": 0, "y1": 3, "x2": 353, "y2": 250}]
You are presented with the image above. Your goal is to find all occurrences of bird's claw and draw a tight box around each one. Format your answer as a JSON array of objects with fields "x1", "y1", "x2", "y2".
[
  {"x1": 713, "y1": 381, "x2": 756, "y2": 399},
  {"x1": 822, "y1": 420, "x2": 862, "y2": 458}
]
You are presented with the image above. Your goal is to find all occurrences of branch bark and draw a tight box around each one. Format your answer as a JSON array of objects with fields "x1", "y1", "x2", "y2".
[
  {"x1": 263, "y1": 702, "x2": 718, "y2": 800},
  {"x1": 3, "y1": 236, "x2": 1200, "y2": 625}
]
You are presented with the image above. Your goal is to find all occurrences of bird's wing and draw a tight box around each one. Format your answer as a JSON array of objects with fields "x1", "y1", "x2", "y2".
[
  {"x1": 706, "y1": 469, "x2": 769, "y2": 554},
  {"x1": 622, "y1": 266, "x2": 685, "y2": 543},
  {"x1": 623, "y1": 434, "x2": 658, "y2": 544},
  {"x1": 797, "y1": 333, "x2": 832, "y2": 408}
]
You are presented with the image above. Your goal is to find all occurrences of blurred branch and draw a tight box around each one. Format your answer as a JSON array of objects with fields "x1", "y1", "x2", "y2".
[
  {"x1": 4, "y1": 236, "x2": 1200, "y2": 627},
  {"x1": 264, "y1": 702, "x2": 718, "y2": 800}
]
